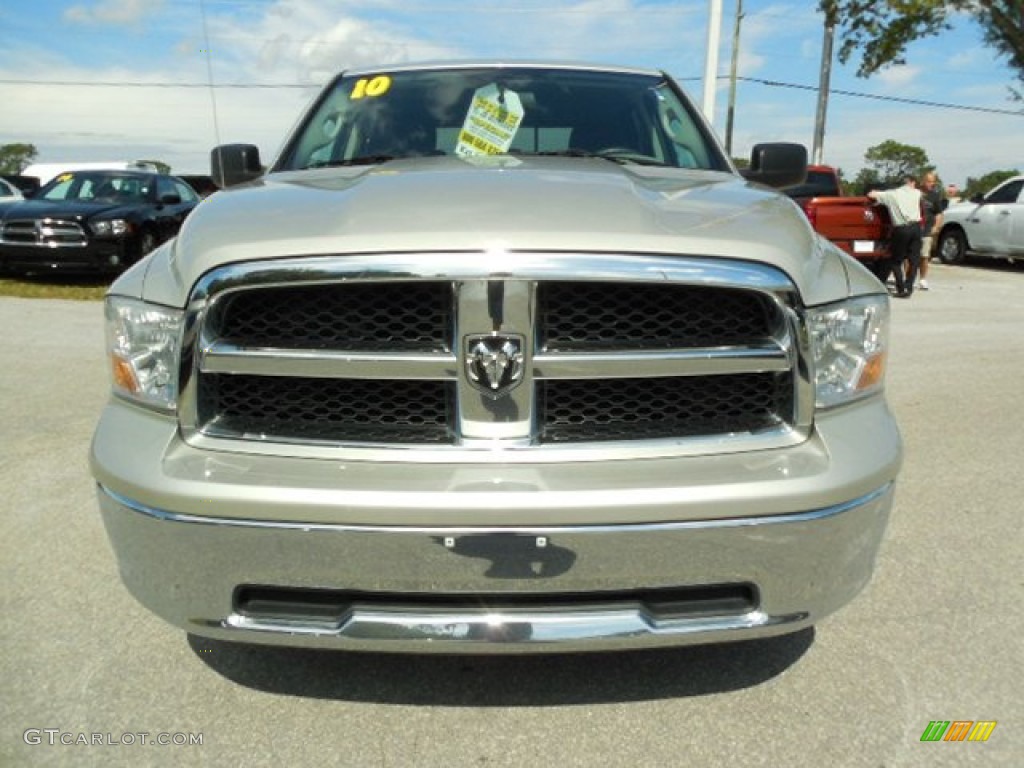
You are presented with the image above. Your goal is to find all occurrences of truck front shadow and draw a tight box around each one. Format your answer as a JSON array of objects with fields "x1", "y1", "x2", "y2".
[{"x1": 186, "y1": 628, "x2": 814, "y2": 705}]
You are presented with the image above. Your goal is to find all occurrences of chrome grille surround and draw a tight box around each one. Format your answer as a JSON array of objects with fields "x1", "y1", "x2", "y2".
[
  {"x1": 0, "y1": 218, "x2": 88, "y2": 248},
  {"x1": 179, "y1": 252, "x2": 813, "y2": 463}
]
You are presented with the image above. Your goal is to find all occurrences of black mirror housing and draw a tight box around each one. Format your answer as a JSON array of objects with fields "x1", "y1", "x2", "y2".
[
  {"x1": 741, "y1": 143, "x2": 808, "y2": 189},
  {"x1": 211, "y1": 144, "x2": 264, "y2": 188}
]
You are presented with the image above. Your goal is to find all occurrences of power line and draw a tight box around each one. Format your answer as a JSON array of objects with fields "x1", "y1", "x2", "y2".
[
  {"x1": 735, "y1": 76, "x2": 1024, "y2": 117},
  {"x1": 1, "y1": 74, "x2": 1022, "y2": 117}
]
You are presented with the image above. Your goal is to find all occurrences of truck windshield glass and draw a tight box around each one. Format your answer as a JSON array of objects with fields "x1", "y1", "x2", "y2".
[{"x1": 278, "y1": 67, "x2": 725, "y2": 172}]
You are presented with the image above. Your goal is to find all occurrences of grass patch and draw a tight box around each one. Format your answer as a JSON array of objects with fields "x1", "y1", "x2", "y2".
[{"x1": 0, "y1": 277, "x2": 109, "y2": 300}]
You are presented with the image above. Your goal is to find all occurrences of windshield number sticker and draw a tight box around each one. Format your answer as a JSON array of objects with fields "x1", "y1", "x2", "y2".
[
  {"x1": 455, "y1": 84, "x2": 524, "y2": 157},
  {"x1": 351, "y1": 76, "x2": 392, "y2": 100}
]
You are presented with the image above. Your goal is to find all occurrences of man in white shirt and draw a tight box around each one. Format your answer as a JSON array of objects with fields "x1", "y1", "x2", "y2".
[{"x1": 869, "y1": 175, "x2": 923, "y2": 298}]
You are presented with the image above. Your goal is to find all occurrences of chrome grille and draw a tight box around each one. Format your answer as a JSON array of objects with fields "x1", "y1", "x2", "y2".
[
  {"x1": 183, "y1": 255, "x2": 809, "y2": 457},
  {"x1": 0, "y1": 218, "x2": 87, "y2": 247}
]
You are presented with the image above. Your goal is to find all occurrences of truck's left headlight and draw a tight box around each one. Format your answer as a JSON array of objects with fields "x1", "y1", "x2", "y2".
[
  {"x1": 807, "y1": 295, "x2": 889, "y2": 409},
  {"x1": 105, "y1": 296, "x2": 183, "y2": 411}
]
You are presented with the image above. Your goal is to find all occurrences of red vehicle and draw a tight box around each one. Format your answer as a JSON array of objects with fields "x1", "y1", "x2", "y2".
[{"x1": 784, "y1": 165, "x2": 891, "y2": 272}]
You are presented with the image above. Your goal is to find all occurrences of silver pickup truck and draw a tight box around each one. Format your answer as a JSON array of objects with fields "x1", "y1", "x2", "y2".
[{"x1": 90, "y1": 61, "x2": 902, "y2": 653}]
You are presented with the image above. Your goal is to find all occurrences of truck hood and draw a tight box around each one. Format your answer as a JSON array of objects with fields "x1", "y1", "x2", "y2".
[{"x1": 141, "y1": 156, "x2": 850, "y2": 306}]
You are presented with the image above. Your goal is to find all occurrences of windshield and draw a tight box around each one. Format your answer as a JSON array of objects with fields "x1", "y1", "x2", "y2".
[
  {"x1": 277, "y1": 66, "x2": 727, "y2": 172},
  {"x1": 783, "y1": 169, "x2": 840, "y2": 199},
  {"x1": 36, "y1": 172, "x2": 154, "y2": 203}
]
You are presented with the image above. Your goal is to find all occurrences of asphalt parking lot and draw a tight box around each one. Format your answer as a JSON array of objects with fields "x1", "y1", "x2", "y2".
[{"x1": 1, "y1": 260, "x2": 1021, "y2": 767}]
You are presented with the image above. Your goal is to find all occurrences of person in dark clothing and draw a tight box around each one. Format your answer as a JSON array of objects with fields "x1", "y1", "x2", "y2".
[{"x1": 917, "y1": 172, "x2": 946, "y2": 290}]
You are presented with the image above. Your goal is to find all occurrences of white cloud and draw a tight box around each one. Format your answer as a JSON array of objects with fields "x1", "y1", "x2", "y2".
[
  {"x1": 197, "y1": 0, "x2": 709, "y2": 84},
  {"x1": 731, "y1": 3, "x2": 822, "y2": 78},
  {"x1": 874, "y1": 65, "x2": 922, "y2": 90},
  {"x1": 0, "y1": 57, "x2": 314, "y2": 173},
  {"x1": 64, "y1": 0, "x2": 166, "y2": 26},
  {"x1": 946, "y1": 47, "x2": 985, "y2": 71},
  {"x1": 811, "y1": 105, "x2": 1024, "y2": 188},
  {"x1": 3, "y1": 0, "x2": 1020, "y2": 183}
]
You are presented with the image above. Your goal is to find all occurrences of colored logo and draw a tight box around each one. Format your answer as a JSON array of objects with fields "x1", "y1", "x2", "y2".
[{"x1": 920, "y1": 721, "x2": 997, "y2": 742}]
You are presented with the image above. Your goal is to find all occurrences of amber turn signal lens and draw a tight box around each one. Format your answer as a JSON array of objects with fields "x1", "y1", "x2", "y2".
[
  {"x1": 858, "y1": 353, "x2": 886, "y2": 391},
  {"x1": 111, "y1": 357, "x2": 139, "y2": 393}
]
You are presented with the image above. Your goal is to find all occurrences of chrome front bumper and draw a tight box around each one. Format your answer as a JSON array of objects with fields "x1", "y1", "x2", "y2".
[{"x1": 95, "y1": 481, "x2": 895, "y2": 653}]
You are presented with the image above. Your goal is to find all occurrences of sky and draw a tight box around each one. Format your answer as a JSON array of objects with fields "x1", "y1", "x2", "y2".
[{"x1": 1, "y1": 0, "x2": 1021, "y2": 187}]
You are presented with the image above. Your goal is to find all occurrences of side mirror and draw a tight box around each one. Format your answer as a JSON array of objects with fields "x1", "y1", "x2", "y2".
[
  {"x1": 211, "y1": 144, "x2": 263, "y2": 188},
  {"x1": 159, "y1": 193, "x2": 182, "y2": 205},
  {"x1": 970, "y1": 194, "x2": 985, "y2": 205},
  {"x1": 741, "y1": 143, "x2": 808, "y2": 189}
]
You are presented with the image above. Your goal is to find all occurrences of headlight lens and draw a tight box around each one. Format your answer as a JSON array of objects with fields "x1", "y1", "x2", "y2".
[
  {"x1": 808, "y1": 295, "x2": 889, "y2": 408},
  {"x1": 91, "y1": 219, "x2": 130, "y2": 236},
  {"x1": 104, "y1": 296, "x2": 183, "y2": 411}
]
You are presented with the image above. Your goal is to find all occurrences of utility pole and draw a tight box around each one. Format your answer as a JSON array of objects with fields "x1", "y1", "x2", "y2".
[
  {"x1": 725, "y1": 0, "x2": 743, "y2": 155},
  {"x1": 702, "y1": 0, "x2": 724, "y2": 123},
  {"x1": 812, "y1": 11, "x2": 836, "y2": 165}
]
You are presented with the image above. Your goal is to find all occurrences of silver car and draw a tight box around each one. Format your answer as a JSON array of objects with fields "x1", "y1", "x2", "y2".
[{"x1": 91, "y1": 61, "x2": 901, "y2": 653}]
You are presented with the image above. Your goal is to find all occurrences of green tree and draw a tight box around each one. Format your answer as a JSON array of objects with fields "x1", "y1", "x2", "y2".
[
  {"x1": 962, "y1": 169, "x2": 1020, "y2": 201},
  {"x1": 847, "y1": 167, "x2": 881, "y2": 196},
  {"x1": 861, "y1": 140, "x2": 932, "y2": 187},
  {"x1": 0, "y1": 143, "x2": 38, "y2": 174},
  {"x1": 819, "y1": 1, "x2": 1024, "y2": 98}
]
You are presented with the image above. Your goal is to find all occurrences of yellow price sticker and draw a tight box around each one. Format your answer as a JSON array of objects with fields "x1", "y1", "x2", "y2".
[{"x1": 351, "y1": 75, "x2": 392, "y2": 99}]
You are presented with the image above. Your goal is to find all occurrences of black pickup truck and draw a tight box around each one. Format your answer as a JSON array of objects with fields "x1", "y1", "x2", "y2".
[{"x1": 0, "y1": 169, "x2": 200, "y2": 275}]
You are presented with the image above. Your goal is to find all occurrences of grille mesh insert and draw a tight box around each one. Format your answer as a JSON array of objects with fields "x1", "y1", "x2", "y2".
[
  {"x1": 208, "y1": 282, "x2": 452, "y2": 351},
  {"x1": 197, "y1": 374, "x2": 453, "y2": 444},
  {"x1": 540, "y1": 373, "x2": 793, "y2": 442},
  {"x1": 539, "y1": 282, "x2": 778, "y2": 350}
]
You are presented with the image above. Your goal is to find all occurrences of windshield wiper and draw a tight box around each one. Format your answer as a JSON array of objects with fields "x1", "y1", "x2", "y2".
[
  {"x1": 527, "y1": 149, "x2": 670, "y2": 167},
  {"x1": 531, "y1": 149, "x2": 597, "y2": 158},
  {"x1": 302, "y1": 155, "x2": 396, "y2": 170}
]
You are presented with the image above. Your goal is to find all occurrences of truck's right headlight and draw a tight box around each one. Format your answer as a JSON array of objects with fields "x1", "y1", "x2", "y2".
[
  {"x1": 807, "y1": 295, "x2": 889, "y2": 408},
  {"x1": 104, "y1": 296, "x2": 183, "y2": 411}
]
